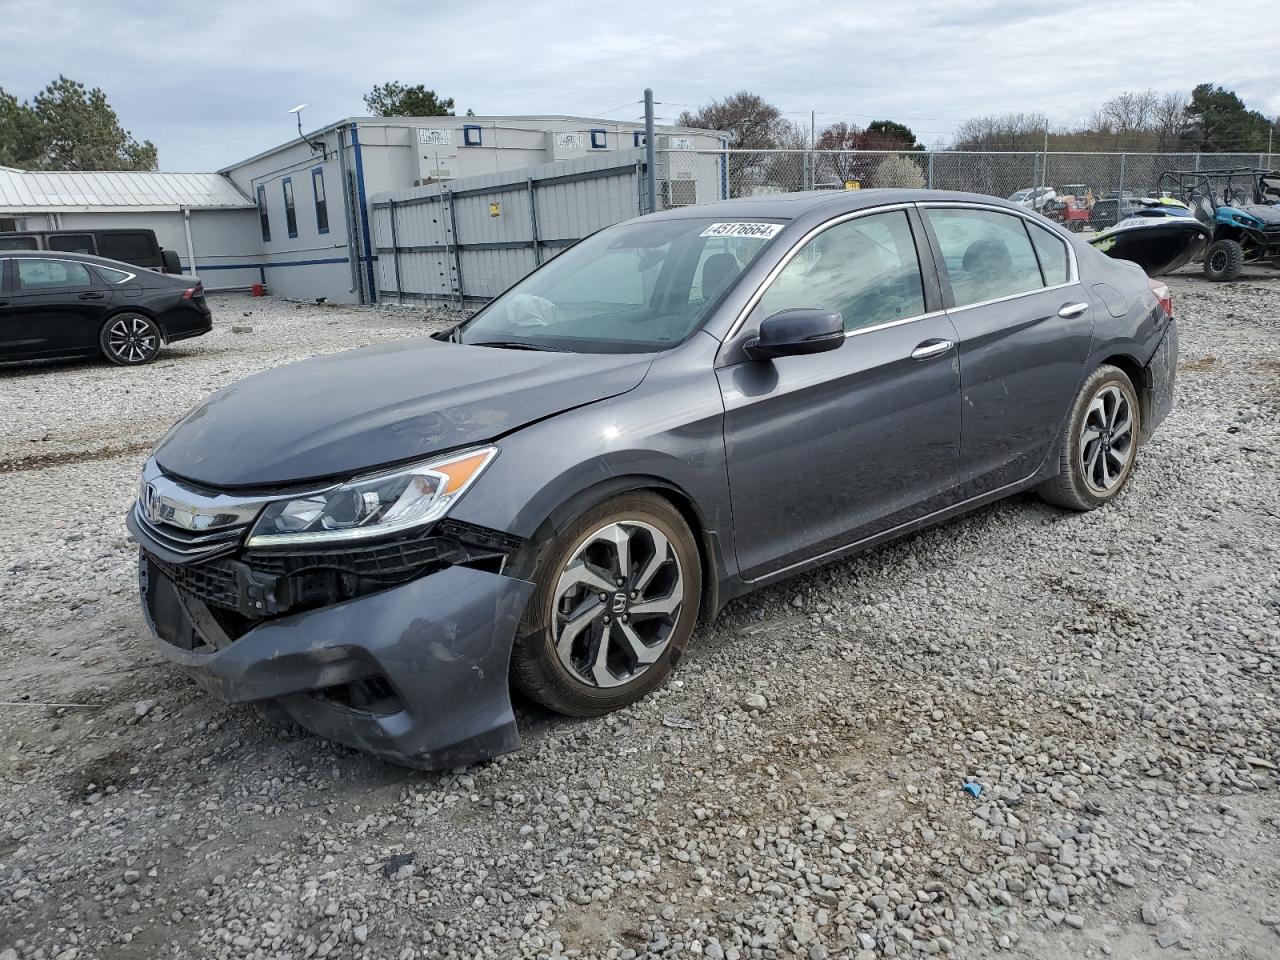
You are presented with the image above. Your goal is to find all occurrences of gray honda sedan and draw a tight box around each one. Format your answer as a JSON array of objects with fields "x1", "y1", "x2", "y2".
[{"x1": 128, "y1": 189, "x2": 1177, "y2": 768}]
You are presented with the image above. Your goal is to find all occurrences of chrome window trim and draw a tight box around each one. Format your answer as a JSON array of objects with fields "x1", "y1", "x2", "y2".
[
  {"x1": 844, "y1": 309, "x2": 948, "y2": 339},
  {"x1": 97, "y1": 266, "x2": 138, "y2": 284},
  {"x1": 723, "y1": 202, "x2": 916, "y2": 342},
  {"x1": 942, "y1": 280, "x2": 1080, "y2": 315}
]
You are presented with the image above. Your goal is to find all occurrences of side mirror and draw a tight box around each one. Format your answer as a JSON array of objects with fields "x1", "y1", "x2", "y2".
[{"x1": 745, "y1": 309, "x2": 844, "y2": 360}]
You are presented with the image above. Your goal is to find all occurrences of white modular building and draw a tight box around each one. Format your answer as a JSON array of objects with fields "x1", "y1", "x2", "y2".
[
  {"x1": 0, "y1": 167, "x2": 263, "y2": 289},
  {"x1": 1, "y1": 115, "x2": 726, "y2": 304}
]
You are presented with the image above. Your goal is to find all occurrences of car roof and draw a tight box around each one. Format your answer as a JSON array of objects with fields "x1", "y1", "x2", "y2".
[
  {"x1": 643, "y1": 188, "x2": 1036, "y2": 222},
  {"x1": 1, "y1": 248, "x2": 165, "y2": 273}
]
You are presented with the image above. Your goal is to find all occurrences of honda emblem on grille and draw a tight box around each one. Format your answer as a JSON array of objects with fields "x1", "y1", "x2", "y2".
[{"x1": 142, "y1": 482, "x2": 164, "y2": 525}]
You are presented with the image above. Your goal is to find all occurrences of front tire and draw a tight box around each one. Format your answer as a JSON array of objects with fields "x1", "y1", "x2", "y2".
[
  {"x1": 1038, "y1": 365, "x2": 1141, "y2": 511},
  {"x1": 100, "y1": 313, "x2": 162, "y2": 365},
  {"x1": 1203, "y1": 238, "x2": 1244, "y2": 281},
  {"x1": 511, "y1": 492, "x2": 701, "y2": 716}
]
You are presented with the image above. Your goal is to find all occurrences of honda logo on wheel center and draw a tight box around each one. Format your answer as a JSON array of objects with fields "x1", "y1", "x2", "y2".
[{"x1": 611, "y1": 593, "x2": 628, "y2": 614}]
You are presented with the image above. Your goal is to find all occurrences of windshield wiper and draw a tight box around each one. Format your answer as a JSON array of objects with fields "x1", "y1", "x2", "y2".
[{"x1": 470, "y1": 340, "x2": 569, "y2": 352}]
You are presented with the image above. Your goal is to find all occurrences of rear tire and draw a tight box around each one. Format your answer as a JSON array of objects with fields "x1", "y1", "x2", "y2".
[
  {"x1": 1203, "y1": 238, "x2": 1244, "y2": 282},
  {"x1": 511, "y1": 492, "x2": 701, "y2": 716},
  {"x1": 1038, "y1": 365, "x2": 1141, "y2": 511},
  {"x1": 100, "y1": 313, "x2": 162, "y2": 365}
]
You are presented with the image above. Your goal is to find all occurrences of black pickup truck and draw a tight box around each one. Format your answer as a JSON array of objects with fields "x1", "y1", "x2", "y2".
[{"x1": 0, "y1": 228, "x2": 182, "y2": 273}]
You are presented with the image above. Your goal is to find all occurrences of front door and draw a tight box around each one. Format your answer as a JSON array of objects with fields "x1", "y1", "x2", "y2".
[
  {"x1": 921, "y1": 205, "x2": 1094, "y2": 496},
  {"x1": 718, "y1": 207, "x2": 962, "y2": 581},
  {"x1": 5, "y1": 257, "x2": 114, "y2": 358}
]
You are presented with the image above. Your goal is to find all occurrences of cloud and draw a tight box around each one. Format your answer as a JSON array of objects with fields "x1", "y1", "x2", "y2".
[{"x1": 1, "y1": 0, "x2": 1275, "y2": 170}]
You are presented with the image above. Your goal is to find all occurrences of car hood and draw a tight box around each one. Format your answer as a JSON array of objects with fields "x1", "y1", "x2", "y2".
[{"x1": 153, "y1": 337, "x2": 655, "y2": 488}]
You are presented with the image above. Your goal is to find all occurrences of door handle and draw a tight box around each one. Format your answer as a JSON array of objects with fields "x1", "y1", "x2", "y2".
[
  {"x1": 78, "y1": 291, "x2": 105, "y2": 300},
  {"x1": 911, "y1": 339, "x2": 953, "y2": 360},
  {"x1": 1058, "y1": 301, "x2": 1089, "y2": 319}
]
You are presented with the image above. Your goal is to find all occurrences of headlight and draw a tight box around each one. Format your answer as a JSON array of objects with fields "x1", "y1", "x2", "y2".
[{"x1": 246, "y1": 447, "x2": 497, "y2": 548}]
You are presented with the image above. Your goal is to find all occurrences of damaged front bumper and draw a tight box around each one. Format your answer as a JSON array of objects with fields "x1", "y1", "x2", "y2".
[{"x1": 132, "y1": 519, "x2": 534, "y2": 769}]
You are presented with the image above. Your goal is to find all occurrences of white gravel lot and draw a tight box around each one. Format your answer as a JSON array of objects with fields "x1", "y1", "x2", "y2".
[{"x1": 0, "y1": 278, "x2": 1277, "y2": 960}]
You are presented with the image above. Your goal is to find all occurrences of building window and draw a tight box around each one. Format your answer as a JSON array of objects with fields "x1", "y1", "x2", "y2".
[
  {"x1": 632, "y1": 131, "x2": 646, "y2": 148},
  {"x1": 282, "y1": 177, "x2": 298, "y2": 239},
  {"x1": 256, "y1": 184, "x2": 271, "y2": 242},
  {"x1": 312, "y1": 167, "x2": 329, "y2": 235},
  {"x1": 590, "y1": 128, "x2": 607, "y2": 149},
  {"x1": 462, "y1": 124, "x2": 483, "y2": 147}
]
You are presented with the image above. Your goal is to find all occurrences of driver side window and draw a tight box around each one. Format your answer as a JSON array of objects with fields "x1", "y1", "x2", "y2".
[{"x1": 759, "y1": 210, "x2": 926, "y2": 333}]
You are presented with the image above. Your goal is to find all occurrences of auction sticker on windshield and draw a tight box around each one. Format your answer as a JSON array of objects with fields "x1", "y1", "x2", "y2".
[{"x1": 699, "y1": 222, "x2": 785, "y2": 239}]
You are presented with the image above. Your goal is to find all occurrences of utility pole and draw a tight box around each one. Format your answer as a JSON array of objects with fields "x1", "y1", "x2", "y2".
[{"x1": 644, "y1": 88, "x2": 657, "y2": 214}]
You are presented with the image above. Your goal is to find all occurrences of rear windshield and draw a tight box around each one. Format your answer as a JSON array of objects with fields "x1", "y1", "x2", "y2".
[
  {"x1": 0, "y1": 236, "x2": 38, "y2": 250},
  {"x1": 458, "y1": 218, "x2": 784, "y2": 353}
]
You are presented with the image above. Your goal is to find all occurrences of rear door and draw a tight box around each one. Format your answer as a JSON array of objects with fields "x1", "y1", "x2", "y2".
[
  {"x1": 717, "y1": 206, "x2": 962, "y2": 581},
  {"x1": 920, "y1": 204, "x2": 1092, "y2": 497},
  {"x1": 6, "y1": 257, "x2": 115, "y2": 357}
]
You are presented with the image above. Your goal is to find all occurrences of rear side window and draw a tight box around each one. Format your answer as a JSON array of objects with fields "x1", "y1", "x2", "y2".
[
  {"x1": 16, "y1": 259, "x2": 94, "y2": 289},
  {"x1": 98, "y1": 232, "x2": 156, "y2": 264},
  {"x1": 0, "y1": 236, "x2": 38, "y2": 250},
  {"x1": 1027, "y1": 222, "x2": 1070, "y2": 286},
  {"x1": 312, "y1": 167, "x2": 329, "y2": 234},
  {"x1": 282, "y1": 177, "x2": 298, "y2": 239},
  {"x1": 95, "y1": 265, "x2": 135, "y2": 283},
  {"x1": 257, "y1": 184, "x2": 271, "y2": 242},
  {"x1": 46, "y1": 234, "x2": 95, "y2": 254},
  {"x1": 760, "y1": 209, "x2": 926, "y2": 333},
  {"x1": 925, "y1": 208, "x2": 1044, "y2": 307}
]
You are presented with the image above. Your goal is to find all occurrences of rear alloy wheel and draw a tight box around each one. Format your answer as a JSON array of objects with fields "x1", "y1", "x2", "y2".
[
  {"x1": 512, "y1": 493, "x2": 701, "y2": 716},
  {"x1": 1203, "y1": 238, "x2": 1244, "y2": 282},
  {"x1": 1038, "y1": 364, "x2": 1140, "y2": 511},
  {"x1": 100, "y1": 313, "x2": 162, "y2": 365}
]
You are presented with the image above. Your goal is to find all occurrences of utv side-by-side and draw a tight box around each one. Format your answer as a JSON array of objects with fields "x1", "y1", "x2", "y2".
[{"x1": 1156, "y1": 168, "x2": 1280, "y2": 281}]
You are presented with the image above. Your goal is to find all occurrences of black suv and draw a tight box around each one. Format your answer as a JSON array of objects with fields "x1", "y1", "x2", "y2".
[{"x1": 0, "y1": 228, "x2": 182, "y2": 274}]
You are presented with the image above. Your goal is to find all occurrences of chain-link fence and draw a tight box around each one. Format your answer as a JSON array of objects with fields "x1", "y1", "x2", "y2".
[{"x1": 657, "y1": 148, "x2": 1280, "y2": 214}]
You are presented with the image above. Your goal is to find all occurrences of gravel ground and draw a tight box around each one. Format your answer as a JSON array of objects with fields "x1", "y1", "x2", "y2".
[{"x1": 0, "y1": 277, "x2": 1277, "y2": 960}]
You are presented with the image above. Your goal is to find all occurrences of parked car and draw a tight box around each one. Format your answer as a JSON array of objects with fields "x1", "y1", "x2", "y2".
[
  {"x1": 0, "y1": 251, "x2": 211, "y2": 365},
  {"x1": 1088, "y1": 197, "x2": 1142, "y2": 230},
  {"x1": 128, "y1": 190, "x2": 1178, "y2": 769},
  {"x1": 1008, "y1": 186, "x2": 1057, "y2": 211},
  {"x1": 0, "y1": 228, "x2": 183, "y2": 274}
]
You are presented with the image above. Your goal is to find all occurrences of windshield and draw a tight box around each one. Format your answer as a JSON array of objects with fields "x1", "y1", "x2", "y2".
[
  {"x1": 458, "y1": 218, "x2": 782, "y2": 353},
  {"x1": 1009, "y1": 190, "x2": 1031, "y2": 201}
]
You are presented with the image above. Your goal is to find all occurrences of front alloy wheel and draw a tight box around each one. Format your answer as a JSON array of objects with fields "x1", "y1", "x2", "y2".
[
  {"x1": 512, "y1": 492, "x2": 701, "y2": 716},
  {"x1": 552, "y1": 520, "x2": 683, "y2": 688}
]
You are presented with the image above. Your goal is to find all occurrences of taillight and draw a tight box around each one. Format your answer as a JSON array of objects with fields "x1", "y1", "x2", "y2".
[{"x1": 1148, "y1": 278, "x2": 1172, "y2": 318}]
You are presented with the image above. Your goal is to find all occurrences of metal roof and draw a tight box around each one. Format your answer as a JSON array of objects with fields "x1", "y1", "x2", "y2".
[{"x1": 0, "y1": 168, "x2": 254, "y2": 213}]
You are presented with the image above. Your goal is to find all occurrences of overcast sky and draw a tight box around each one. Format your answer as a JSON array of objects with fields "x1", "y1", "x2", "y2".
[{"x1": 2, "y1": 0, "x2": 1277, "y2": 171}]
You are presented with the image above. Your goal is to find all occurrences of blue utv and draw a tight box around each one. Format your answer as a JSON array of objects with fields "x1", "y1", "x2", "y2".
[{"x1": 1156, "y1": 169, "x2": 1280, "y2": 281}]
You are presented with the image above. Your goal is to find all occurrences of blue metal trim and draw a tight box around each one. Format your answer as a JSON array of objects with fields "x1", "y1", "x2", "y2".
[
  {"x1": 311, "y1": 166, "x2": 330, "y2": 235},
  {"x1": 282, "y1": 176, "x2": 298, "y2": 239},
  {"x1": 462, "y1": 123, "x2": 483, "y2": 146},
  {"x1": 590, "y1": 128, "x2": 607, "y2": 149},
  {"x1": 349, "y1": 123, "x2": 377, "y2": 303},
  {"x1": 195, "y1": 256, "x2": 351, "y2": 271}
]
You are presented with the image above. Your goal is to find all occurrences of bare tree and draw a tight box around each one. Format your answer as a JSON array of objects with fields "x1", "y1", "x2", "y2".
[
  {"x1": 951, "y1": 112, "x2": 1049, "y2": 151},
  {"x1": 678, "y1": 91, "x2": 790, "y2": 196}
]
